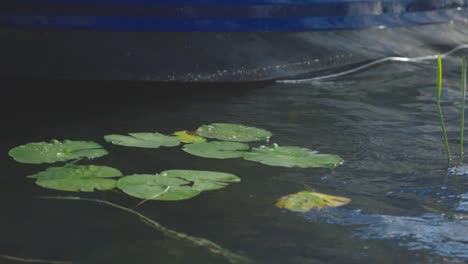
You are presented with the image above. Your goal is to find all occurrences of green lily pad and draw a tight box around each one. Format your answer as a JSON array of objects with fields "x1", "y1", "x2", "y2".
[
  {"x1": 182, "y1": 141, "x2": 249, "y2": 159},
  {"x1": 275, "y1": 191, "x2": 351, "y2": 212},
  {"x1": 172, "y1": 130, "x2": 206, "y2": 143},
  {"x1": 243, "y1": 145, "x2": 342, "y2": 168},
  {"x1": 104, "y1": 132, "x2": 180, "y2": 148},
  {"x1": 29, "y1": 165, "x2": 123, "y2": 192},
  {"x1": 117, "y1": 174, "x2": 201, "y2": 201},
  {"x1": 117, "y1": 170, "x2": 240, "y2": 201},
  {"x1": 196, "y1": 123, "x2": 272, "y2": 142},
  {"x1": 160, "y1": 170, "x2": 240, "y2": 191},
  {"x1": 8, "y1": 140, "x2": 108, "y2": 164}
]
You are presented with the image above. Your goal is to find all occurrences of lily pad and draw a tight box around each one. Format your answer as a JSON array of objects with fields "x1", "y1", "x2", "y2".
[
  {"x1": 160, "y1": 170, "x2": 240, "y2": 191},
  {"x1": 196, "y1": 123, "x2": 272, "y2": 142},
  {"x1": 172, "y1": 130, "x2": 206, "y2": 143},
  {"x1": 8, "y1": 140, "x2": 108, "y2": 164},
  {"x1": 117, "y1": 170, "x2": 240, "y2": 201},
  {"x1": 104, "y1": 132, "x2": 180, "y2": 148},
  {"x1": 116, "y1": 174, "x2": 201, "y2": 201},
  {"x1": 29, "y1": 165, "x2": 122, "y2": 192},
  {"x1": 182, "y1": 141, "x2": 249, "y2": 159},
  {"x1": 243, "y1": 145, "x2": 342, "y2": 168},
  {"x1": 275, "y1": 191, "x2": 351, "y2": 212}
]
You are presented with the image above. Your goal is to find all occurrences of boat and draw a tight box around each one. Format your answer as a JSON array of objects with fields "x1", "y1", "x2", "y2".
[{"x1": 1, "y1": 0, "x2": 468, "y2": 81}]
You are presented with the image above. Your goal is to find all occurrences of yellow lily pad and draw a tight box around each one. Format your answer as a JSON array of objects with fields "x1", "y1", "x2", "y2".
[
  {"x1": 275, "y1": 191, "x2": 351, "y2": 212},
  {"x1": 172, "y1": 130, "x2": 206, "y2": 143}
]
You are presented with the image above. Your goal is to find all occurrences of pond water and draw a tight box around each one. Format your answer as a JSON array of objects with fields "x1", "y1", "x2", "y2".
[{"x1": 1, "y1": 56, "x2": 468, "y2": 263}]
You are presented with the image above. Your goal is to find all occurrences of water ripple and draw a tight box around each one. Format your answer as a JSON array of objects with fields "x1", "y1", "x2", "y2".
[{"x1": 305, "y1": 208, "x2": 468, "y2": 260}]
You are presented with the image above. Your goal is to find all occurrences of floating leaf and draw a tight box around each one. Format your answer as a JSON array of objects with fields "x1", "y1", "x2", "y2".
[
  {"x1": 117, "y1": 174, "x2": 200, "y2": 201},
  {"x1": 160, "y1": 170, "x2": 240, "y2": 191},
  {"x1": 243, "y1": 145, "x2": 342, "y2": 168},
  {"x1": 196, "y1": 123, "x2": 272, "y2": 142},
  {"x1": 117, "y1": 170, "x2": 240, "y2": 201},
  {"x1": 183, "y1": 141, "x2": 249, "y2": 159},
  {"x1": 29, "y1": 165, "x2": 122, "y2": 192},
  {"x1": 276, "y1": 191, "x2": 351, "y2": 212},
  {"x1": 8, "y1": 140, "x2": 108, "y2": 164},
  {"x1": 172, "y1": 130, "x2": 206, "y2": 143},
  {"x1": 104, "y1": 132, "x2": 180, "y2": 148}
]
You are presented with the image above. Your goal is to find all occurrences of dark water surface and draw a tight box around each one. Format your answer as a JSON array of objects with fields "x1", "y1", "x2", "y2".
[{"x1": 1, "y1": 58, "x2": 468, "y2": 263}]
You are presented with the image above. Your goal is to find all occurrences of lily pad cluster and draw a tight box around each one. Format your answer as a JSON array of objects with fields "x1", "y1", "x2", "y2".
[
  {"x1": 27, "y1": 165, "x2": 239, "y2": 200},
  {"x1": 117, "y1": 170, "x2": 240, "y2": 201},
  {"x1": 8, "y1": 125, "x2": 245, "y2": 201},
  {"x1": 29, "y1": 165, "x2": 122, "y2": 192},
  {"x1": 180, "y1": 123, "x2": 343, "y2": 169},
  {"x1": 8, "y1": 123, "x2": 348, "y2": 210}
]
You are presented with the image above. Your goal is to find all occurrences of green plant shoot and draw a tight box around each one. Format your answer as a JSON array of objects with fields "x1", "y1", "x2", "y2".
[{"x1": 437, "y1": 55, "x2": 451, "y2": 164}]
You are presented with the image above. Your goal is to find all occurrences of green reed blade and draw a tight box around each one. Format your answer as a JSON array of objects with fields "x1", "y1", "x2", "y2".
[
  {"x1": 460, "y1": 56, "x2": 466, "y2": 163},
  {"x1": 437, "y1": 55, "x2": 443, "y2": 100},
  {"x1": 437, "y1": 55, "x2": 451, "y2": 164}
]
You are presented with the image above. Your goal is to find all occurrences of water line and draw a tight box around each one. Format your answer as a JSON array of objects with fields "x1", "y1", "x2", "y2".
[{"x1": 277, "y1": 44, "x2": 468, "y2": 83}]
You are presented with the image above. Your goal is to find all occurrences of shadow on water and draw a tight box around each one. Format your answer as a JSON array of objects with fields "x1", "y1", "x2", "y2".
[
  {"x1": 0, "y1": 79, "x2": 271, "y2": 144},
  {"x1": 0, "y1": 80, "x2": 272, "y2": 112}
]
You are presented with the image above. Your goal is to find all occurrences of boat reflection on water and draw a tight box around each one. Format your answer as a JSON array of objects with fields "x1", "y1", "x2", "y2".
[{"x1": 1, "y1": 0, "x2": 468, "y2": 81}]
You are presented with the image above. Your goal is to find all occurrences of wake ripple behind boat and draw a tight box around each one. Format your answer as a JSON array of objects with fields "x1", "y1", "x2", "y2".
[{"x1": 0, "y1": 0, "x2": 468, "y2": 81}]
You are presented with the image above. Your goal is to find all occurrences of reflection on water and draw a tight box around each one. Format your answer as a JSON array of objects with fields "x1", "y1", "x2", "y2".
[
  {"x1": 305, "y1": 208, "x2": 468, "y2": 260},
  {"x1": 455, "y1": 193, "x2": 468, "y2": 213}
]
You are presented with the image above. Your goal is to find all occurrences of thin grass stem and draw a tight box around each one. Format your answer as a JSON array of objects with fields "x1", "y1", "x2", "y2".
[
  {"x1": 437, "y1": 55, "x2": 451, "y2": 164},
  {"x1": 460, "y1": 56, "x2": 467, "y2": 164}
]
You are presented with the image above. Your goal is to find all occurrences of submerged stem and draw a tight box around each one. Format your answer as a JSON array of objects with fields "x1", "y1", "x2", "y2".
[
  {"x1": 136, "y1": 185, "x2": 171, "y2": 207},
  {"x1": 437, "y1": 55, "x2": 451, "y2": 164},
  {"x1": 38, "y1": 196, "x2": 250, "y2": 264},
  {"x1": 0, "y1": 254, "x2": 73, "y2": 264},
  {"x1": 438, "y1": 102, "x2": 451, "y2": 164},
  {"x1": 460, "y1": 56, "x2": 467, "y2": 164}
]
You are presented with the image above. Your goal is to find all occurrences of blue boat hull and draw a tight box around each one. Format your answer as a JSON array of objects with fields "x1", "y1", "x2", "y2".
[
  {"x1": 1, "y1": 0, "x2": 468, "y2": 81},
  {"x1": 1, "y1": 0, "x2": 468, "y2": 31}
]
